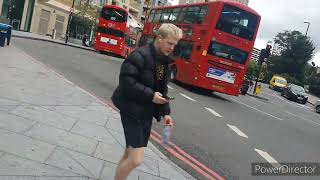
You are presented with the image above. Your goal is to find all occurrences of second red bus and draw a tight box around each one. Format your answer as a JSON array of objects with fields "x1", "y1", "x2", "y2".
[{"x1": 95, "y1": 5, "x2": 142, "y2": 58}]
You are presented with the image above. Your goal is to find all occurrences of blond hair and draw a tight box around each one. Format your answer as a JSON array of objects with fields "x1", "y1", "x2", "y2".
[{"x1": 157, "y1": 23, "x2": 183, "y2": 40}]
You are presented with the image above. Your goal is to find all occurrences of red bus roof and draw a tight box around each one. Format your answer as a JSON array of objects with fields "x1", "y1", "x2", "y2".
[
  {"x1": 102, "y1": 4, "x2": 129, "y2": 14},
  {"x1": 151, "y1": 0, "x2": 260, "y2": 16}
]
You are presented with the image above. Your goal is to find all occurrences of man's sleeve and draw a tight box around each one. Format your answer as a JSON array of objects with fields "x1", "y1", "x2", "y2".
[{"x1": 119, "y1": 51, "x2": 154, "y2": 103}]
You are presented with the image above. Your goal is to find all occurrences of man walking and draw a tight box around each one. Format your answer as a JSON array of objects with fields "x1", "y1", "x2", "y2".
[{"x1": 111, "y1": 23, "x2": 182, "y2": 180}]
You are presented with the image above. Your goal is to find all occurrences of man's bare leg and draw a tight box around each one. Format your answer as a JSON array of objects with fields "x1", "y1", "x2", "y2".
[
  {"x1": 114, "y1": 147, "x2": 144, "y2": 180},
  {"x1": 118, "y1": 148, "x2": 129, "y2": 165}
]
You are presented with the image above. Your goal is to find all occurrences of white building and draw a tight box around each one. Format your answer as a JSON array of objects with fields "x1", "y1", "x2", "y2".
[{"x1": 251, "y1": 47, "x2": 261, "y2": 62}]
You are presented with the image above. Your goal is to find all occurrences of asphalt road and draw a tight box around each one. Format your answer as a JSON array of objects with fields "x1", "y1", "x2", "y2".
[{"x1": 13, "y1": 38, "x2": 320, "y2": 180}]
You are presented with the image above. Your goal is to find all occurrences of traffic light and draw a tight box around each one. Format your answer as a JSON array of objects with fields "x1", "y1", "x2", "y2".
[
  {"x1": 258, "y1": 44, "x2": 272, "y2": 63},
  {"x1": 265, "y1": 44, "x2": 272, "y2": 58}
]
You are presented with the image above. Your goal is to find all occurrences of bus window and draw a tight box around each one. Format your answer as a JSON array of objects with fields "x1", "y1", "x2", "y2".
[
  {"x1": 207, "y1": 41, "x2": 248, "y2": 65},
  {"x1": 97, "y1": 27, "x2": 125, "y2": 38},
  {"x1": 178, "y1": 7, "x2": 187, "y2": 23},
  {"x1": 184, "y1": 6, "x2": 200, "y2": 24},
  {"x1": 153, "y1": 9, "x2": 163, "y2": 22},
  {"x1": 160, "y1": 9, "x2": 171, "y2": 22},
  {"x1": 100, "y1": 7, "x2": 127, "y2": 23},
  {"x1": 197, "y1": 5, "x2": 208, "y2": 24},
  {"x1": 216, "y1": 4, "x2": 258, "y2": 40},
  {"x1": 148, "y1": 10, "x2": 156, "y2": 22},
  {"x1": 173, "y1": 40, "x2": 194, "y2": 60},
  {"x1": 169, "y1": 8, "x2": 181, "y2": 22}
]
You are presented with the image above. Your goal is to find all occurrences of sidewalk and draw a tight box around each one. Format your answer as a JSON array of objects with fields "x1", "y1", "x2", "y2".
[
  {"x1": 306, "y1": 93, "x2": 319, "y2": 106},
  {"x1": 12, "y1": 30, "x2": 95, "y2": 52},
  {"x1": 0, "y1": 45, "x2": 195, "y2": 180},
  {"x1": 245, "y1": 88, "x2": 269, "y2": 101}
]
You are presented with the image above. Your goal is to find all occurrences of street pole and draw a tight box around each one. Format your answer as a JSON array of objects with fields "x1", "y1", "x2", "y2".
[
  {"x1": 253, "y1": 61, "x2": 263, "y2": 94},
  {"x1": 65, "y1": 0, "x2": 76, "y2": 44},
  {"x1": 304, "y1": 21, "x2": 310, "y2": 36}
]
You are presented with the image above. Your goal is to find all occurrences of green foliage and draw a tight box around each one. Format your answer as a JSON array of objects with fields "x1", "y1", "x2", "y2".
[
  {"x1": 246, "y1": 61, "x2": 259, "y2": 79},
  {"x1": 308, "y1": 71, "x2": 320, "y2": 96},
  {"x1": 69, "y1": 0, "x2": 100, "y2": 39},
  {"x1": 263, "y1": 30, "x2": 316, "y2": 85}
]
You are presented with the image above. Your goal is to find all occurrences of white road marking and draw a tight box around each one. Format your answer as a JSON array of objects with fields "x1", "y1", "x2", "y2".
[
  {"x1": 227, "y1": 124, "x2": 248, "y2": 138},
  {"x1": 205, "y1": 107, "x2": 222, "y2": 118},
  {"x1": 285, "y1": 111, "x2": 320, "y2": 127},
  {"x1": 254, "y1": 149, "x2": 280, "y2": 167},
  {"x1": 180, "y1": 93, "x2": 196, "y2": 102},
  {"x1": 167, "y1": 85, "x2": 174, "y2": 90},
  {"x1": 261, "y1": 92, "x2": 277, "y2": 97},
  {"x1": 231, "y1": 98, "x2": 283, "y2": 120}
]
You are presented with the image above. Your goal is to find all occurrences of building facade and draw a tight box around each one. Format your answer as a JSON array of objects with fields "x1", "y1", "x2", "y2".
[
  {"x1": 141, "y1": 0, "x2": 171, "y2": 22},
  {"x1": 0, "y1": 0, "x2": 36, "y2": 31},
  {"x1": 251, "y1": 47, "x2": 261, "y2": 62},
  {"x1": 0, "y1": 0, "x2": 106, "y2": 39},
  {"x1": 179, "y1": 0, "x2": 249, "y2": 6}
]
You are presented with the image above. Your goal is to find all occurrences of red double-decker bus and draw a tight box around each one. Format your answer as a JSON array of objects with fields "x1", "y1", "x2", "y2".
[
  {"x1": 95, "y1": 5, "x2": 142, "y2": 58},
  {"x1": 139, "y1": 1, "x2": 261, "y2": 96}
]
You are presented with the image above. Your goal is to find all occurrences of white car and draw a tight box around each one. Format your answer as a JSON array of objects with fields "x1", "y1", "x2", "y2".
[{"x1": 315, "y1": 100, "x2": 320, "y2": 113}]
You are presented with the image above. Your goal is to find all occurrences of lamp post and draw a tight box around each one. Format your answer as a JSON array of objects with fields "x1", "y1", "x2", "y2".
[
  {"x1": 65, "y1": 0, "x2": 76, "y2": 44},
  {"x1": 304, "y1": 21, "x2": 310, "y2": 36}
]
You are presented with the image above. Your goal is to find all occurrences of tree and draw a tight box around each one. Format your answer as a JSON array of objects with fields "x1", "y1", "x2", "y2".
[
  {"x1": 263, "y1": 30, "x2": 315, "y2": 85},
  {"x1": 309, "y1": 73, "x2": 320, "y2": 96},
  {"x1": 246, "y1": 60, "x2": 259, "y2": 79},
  {"x1": 67, "y1": 0, "x2": 100, "y2": 42}
]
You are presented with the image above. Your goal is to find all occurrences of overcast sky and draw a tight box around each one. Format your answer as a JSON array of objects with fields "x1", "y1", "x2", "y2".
[{"x1": 249, "y1": 0, "x2": 320, "y2": 66}]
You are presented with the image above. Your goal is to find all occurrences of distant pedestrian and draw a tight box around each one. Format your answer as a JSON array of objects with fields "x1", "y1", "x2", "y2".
[
  {"x1": 255, "y1": 84, "x2": 262, "y2": 95},
  {"x1": 111, "y1": 23, "x2": 182, "y2": 180},
  {"x1": 6, "y1": 25, "x2": 11, "y2": 46},
  {"x1": 249, "y1": 80, "x2": 254, "y2": 91},
  {"x1": 82, "y1": 34, "x2": 89, "y2": 47}
]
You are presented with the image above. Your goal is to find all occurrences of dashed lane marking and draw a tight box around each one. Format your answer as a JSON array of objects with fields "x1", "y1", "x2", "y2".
[
  {"x1": 205, "y1": 107, "x2": 222, "y2": 118},
  {"x1": 254, "y1": 148, "x2": 280, "y2": 167},
  {"x1": 180, "y1": 93, "x2": 196, "y2": 102},
  {"x1": 227, "y1": 124, "x2": 248, "y2": 138}
]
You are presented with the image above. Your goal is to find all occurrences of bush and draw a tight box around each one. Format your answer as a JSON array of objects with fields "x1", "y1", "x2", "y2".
[{"x1": 309, "y1": 74, "x2": 320, "y2": 97}]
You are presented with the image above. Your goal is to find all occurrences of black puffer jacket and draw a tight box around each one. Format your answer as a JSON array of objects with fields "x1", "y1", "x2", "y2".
[{"x1": 111, "y1": 43, "x2": 171, "y2": 123}]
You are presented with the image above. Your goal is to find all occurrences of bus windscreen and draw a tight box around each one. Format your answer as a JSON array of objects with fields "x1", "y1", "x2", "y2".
[
  {"x1": 100, "y1": 7, "x2": 127, "y2": 23},
  {"x1": 216, "y1": 4, "x2": 258, "y2": 40}
]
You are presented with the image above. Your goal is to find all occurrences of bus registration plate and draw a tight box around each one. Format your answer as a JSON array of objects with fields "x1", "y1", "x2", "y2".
[
  {"x1": 206, "y1": 67, "x2": 235, "y2": 84},
  {"x1": 100, "y1": 37, "x2": 117, "y2": 45}
]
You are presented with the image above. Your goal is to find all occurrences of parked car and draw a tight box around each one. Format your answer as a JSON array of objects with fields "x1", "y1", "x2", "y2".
[
  {"x1": 315, "y1": 100, "x2": 320, "y2": 113},
  {"x1": 281, "y1": 84, "x2": 308, "y2": 104},
  {"x1": 269, "y1": 75, "x2": 287, "y2": 91}
]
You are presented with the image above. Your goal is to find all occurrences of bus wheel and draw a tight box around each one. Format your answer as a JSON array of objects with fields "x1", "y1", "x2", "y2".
[{"x1": 170, "y1": 66, "x2": 177, "y2": 81}]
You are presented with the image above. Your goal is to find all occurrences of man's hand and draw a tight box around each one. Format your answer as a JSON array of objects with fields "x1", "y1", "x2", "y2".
[
  {"x1": 164, "y1": 115, "x2": 173, "y2": 126},
  {"x1": 153, "y1": 92, "x2": 168, "y2": 104}
]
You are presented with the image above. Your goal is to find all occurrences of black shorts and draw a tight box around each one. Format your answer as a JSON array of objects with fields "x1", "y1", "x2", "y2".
[{"x1": 120, "y1": 113, "x2": 153, "y2": 148}]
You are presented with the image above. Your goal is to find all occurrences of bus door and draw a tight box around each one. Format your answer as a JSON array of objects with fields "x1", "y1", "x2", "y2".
[{"x1": 173, "y1": 40, "x2": 194, "y2": 83}]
